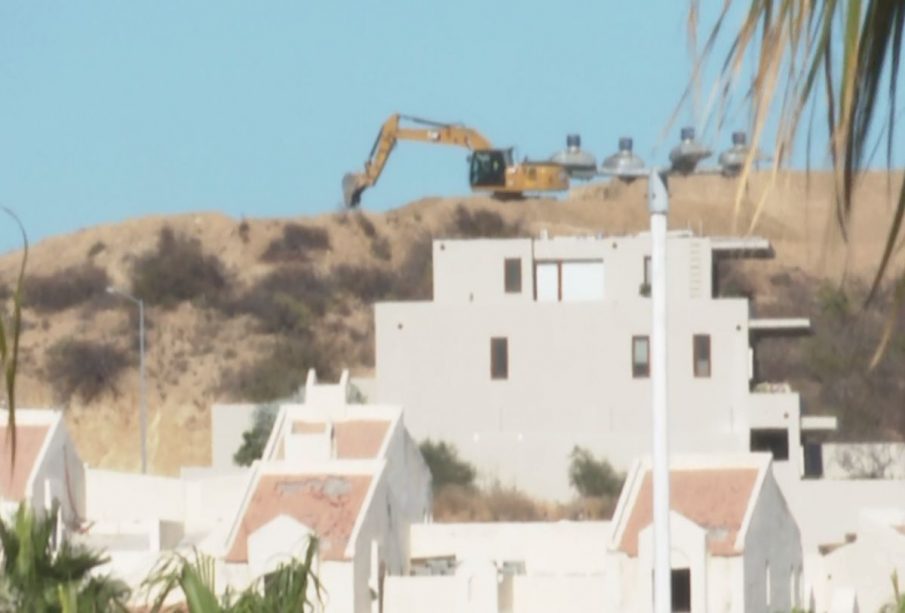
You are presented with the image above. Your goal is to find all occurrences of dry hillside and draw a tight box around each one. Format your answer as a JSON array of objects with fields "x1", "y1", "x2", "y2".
[{"x1": 1, "y1": 170, "x2": 903, "y2": 474}]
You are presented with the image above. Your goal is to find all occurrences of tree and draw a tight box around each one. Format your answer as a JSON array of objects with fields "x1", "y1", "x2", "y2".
[
  {"x1": 688, "y1": 1, "x2": 905, "y2": 299},
  {"x1": 233, "y1": 405, "x2": 278, "y2": 467},
  {"x1": 567, "y1": 446, "x2": 624, "y2": 499},
  {"x1": 142, "y1": 540, "x2": 321, "y2": 612},
  {"x1": 418, "y1": 439, "x2": 477, "y2": 491},
  {"x1": 0, "y1": 503, "x2": 130, "y2": 612}
]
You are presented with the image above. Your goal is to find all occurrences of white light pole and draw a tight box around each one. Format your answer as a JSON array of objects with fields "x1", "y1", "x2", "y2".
[
  {"x1": 648, "y1": 169, "x2": 672, "y2": 613},
  {"x1": 107, "y1": 286, "x2": 147, "y2": 474},
  {"x1": 599, "y1": 127, "x2": 740, "y2": 611}
]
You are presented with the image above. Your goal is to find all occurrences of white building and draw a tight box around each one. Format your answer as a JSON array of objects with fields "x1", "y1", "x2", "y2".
[
  {"x1": 375, "y1": 233, "x2": 831, "y2": 500},
  {"x1": 385, "y1": 454, "x2": 802, "y2": 613}
]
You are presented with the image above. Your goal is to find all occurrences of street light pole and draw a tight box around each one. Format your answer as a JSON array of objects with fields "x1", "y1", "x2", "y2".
[
  {"x1": 648, "y1": 169, "x2": 672, "y2": 613},
  {"x1": 107, "y1": 287, "x2": 148, "y2": 474}
]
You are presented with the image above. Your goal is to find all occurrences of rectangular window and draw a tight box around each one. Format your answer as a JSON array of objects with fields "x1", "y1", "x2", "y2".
[
  {"x1": 693, "y1": 334, "x2": 711, "y2": 377},
  {"x1": 750, "y1": 428, "x2": 789, "y2": 461},
  {"x1": 671, "y1": 568, "x2": 691, "y2": 612},
  {"x1": 491, "y1": 337, "x2": 508, "y2": 380},
  {"x1": 632, "y1": 336, "x2": 650, "y2": 378},
  {"x1": 504, "y1": 258, "x2": 522, "y2": 294}
]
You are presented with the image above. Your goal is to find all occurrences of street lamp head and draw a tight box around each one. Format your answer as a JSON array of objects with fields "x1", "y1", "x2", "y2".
[
  {"x1": 718, "y1": 130, "x2": 751, "y2": 177},
  {"x1": 668, "y1": 126, "x2": 712, "y2": 175},
  {"x1": 600, "y1": 136, "x2": 647, "y2": 182}
]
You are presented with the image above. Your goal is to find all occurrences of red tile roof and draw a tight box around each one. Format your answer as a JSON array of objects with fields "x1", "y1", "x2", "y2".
[
  {"x1": 226, "y1": 473, "x2": 372, "y2": 563},
  {"x1": 0, "y1": 425, "x2": 50, "y2": 501},
  {"x1": 618, "y1": 468, "x2": 759, "y2": 557}
]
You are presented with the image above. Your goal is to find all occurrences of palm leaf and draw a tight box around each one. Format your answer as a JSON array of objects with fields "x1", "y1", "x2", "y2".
[{"x1": 0, "y1": 207, "x2": 27, "y2": 466}]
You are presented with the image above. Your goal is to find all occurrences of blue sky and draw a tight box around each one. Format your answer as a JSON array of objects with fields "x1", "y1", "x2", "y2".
[{"x1": 0, "y1": 2, "x2": 899, "y2": 252}]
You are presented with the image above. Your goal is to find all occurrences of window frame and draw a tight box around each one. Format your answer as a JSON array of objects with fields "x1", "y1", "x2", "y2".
[
  {"x1": 490, "y1": 337, "x2": 509, "y2": 380},
  {"x1": 504, "y1": 258, "x2": 522, "y2": 294},
  {"x1": 632, "y1": 335, "x2": 650, "y2": 378},
  {"x1": 693, "y1": 334, "x2": 711, "y2": 378}
]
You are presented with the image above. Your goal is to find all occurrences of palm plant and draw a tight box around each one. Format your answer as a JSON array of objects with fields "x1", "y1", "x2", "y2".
[
  {"x1": 0, "y1": 208, "x2": 27, "y2": 463},
  {"x1": 0, "y1": 503, "x2": 130, "y2": 612},
  {"x1": 142, "y1": 538, "x2": 321, "y2": 612},
  {"x1": 687, "y1": 1, "x2": 904, "y2": 301}
]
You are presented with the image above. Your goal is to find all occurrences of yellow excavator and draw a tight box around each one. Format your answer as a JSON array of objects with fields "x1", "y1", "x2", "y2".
[{"x1": 342, "y1": 114, "x2": 569, "y2": 208}]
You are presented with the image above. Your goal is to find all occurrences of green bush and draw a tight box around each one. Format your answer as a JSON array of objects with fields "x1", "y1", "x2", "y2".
[
  {"x1": 567, "y1": 446, "x2": 624, "y2": 498},
  {"x1": 419, "y1": 439, "x2": 476, "y2": 491},
  {"x1": 24, "y1": 263, "x2": 109, "y2": 312},
  {"x1": 131, "y1": 227, "x2": 230, "y2": 308},
  {"x1": 233, "y1": 404, "x2": 278, "y2": 466},
  {"x1": 46, "y1": 339, "x2": 132, "y2": 403},
  {"x1": 262, "y1": 223, "x2": 331, "y2": 262}
]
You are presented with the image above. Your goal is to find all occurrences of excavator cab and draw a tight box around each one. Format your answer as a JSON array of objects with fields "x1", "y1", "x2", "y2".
[{"x1": 469, "y1": 149, "x2": 511, "y2": 188}]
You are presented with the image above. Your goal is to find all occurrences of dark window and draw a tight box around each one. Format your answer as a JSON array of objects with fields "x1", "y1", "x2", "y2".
[
  {"x1": 803, "y1": 441, "x2": 824, "y2": 478},
  {"x1": 504, "y1": 258, "x2": 522, "y2": 293},
  {"x1": 491, "y1": 337, "x2": 508, "y2": 380},
  {"x1": 640, "y1": 256, "x2": 652, "y2": 296},
  {"x1": 693, "y1": 334, "x2": 711, "y2": 377},
  {"x1": 750, "y1": 428, "x2": 790, "y2": 461},
  {"x1": 671, "y1": 568, "x2": 691, "y2": 612},
  {"x1": 632, "y1": 336, "x2": 650, "y2": 378}
]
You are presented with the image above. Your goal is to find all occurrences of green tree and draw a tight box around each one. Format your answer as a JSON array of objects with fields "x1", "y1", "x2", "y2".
[
  {"x1": 142, "y1": 541, "x2": 321, "y2": 612},
  {"x1": 0, "y1": 503, "x2": 130, "y2": 612},
  {"x1": 419, "y1": 439, "x2": 477, "y2": 491},
  {"x1": 233, "y1": 405, "x2": 278, "y2": 466},
  {"x1": 1, "y1": 208, "x2": 27, "y2": 462},
  {"x1": 567, "y1": 446, "x2": 624, "y2": 498}
]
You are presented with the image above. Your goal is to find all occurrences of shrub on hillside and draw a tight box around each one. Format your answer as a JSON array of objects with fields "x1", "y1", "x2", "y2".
[
  {"x1": 419, "y1": 439, "x2": 476, "y2": 491},
  {"x1": 24, "y1": 264, "x2": 109, "y2": 312},
  {"x1": 221, "y1": 340, "x2": 335, "y2": 403},
  {"x1": 228, "y1": 268, "x2": 332, "y2": 335},
  {"x1": 449, "y1": 205, "x2": 524, "y2": 238},
  {"x1": 567, "y1": 446, "x2": 624, "y2": 498},
  {"x1": 262, "y1": 223, "x2": 331, "y2": 262},
  {"x1": 233, "y1": 404, "x2": 278, "y2": 466},
  {"x1": 390, "y1": 234, "x2": 433, "y2": 300},
  {"x1": 46, "y1": 339, "x2": 131, "y2": 403},
  {"x1": 332, "y1": 264, "x2": 396, "y2": 303},
  {"x1": 131, "y1": 227, "x2": 229, "y2": 308}
]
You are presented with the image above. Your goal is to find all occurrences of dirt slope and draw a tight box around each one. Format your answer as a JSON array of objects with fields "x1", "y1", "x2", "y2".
[{"x1": 0, "y1": 170, "x2": 902, "y2": 474}]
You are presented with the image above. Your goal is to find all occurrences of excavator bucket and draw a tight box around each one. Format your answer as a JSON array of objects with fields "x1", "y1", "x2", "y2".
[{"x1": 342, "y1": 172, "x2": 367, "y2": 208}]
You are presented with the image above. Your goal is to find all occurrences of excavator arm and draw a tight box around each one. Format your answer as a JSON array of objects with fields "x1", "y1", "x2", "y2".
[{"x1": 343, "y1": 114, "x2": 494, "y2": 208}]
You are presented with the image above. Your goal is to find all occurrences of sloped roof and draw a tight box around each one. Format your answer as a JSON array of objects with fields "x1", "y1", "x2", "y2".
[
  {"x1": 617, "y1": 468, "x2": 760, "y2": 557},
  {"x1": 0, "y1": 425, "x2": 52, "y2": 501},
  {"x1": 225, "y1": 472, "x2": 373, "y2": 562}
]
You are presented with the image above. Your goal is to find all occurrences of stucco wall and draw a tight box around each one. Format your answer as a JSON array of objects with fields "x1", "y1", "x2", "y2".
[
  {"x1": 85, "y1": 468, "x2": 186, "y2": 523},
  {"x1": 742, "y1": 470, "x2": 803, "y2": 612}
]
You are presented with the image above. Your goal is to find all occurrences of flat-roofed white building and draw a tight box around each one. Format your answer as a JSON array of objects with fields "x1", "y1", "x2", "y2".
[{"x1": 376, "y1": 233, "x2": 826, "y2": 500}]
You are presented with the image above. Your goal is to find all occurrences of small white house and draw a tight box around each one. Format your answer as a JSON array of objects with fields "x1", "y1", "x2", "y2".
[
  {"x1": 0, "y1": 408, "x2": 86, "y2": 524},
  {"x1": 608, "y1": 454, "x2": 803, "y2": 613}
]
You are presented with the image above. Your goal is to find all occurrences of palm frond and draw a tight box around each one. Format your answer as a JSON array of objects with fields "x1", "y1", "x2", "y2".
[{"x1": 0, "y1": 207, "x2": 27, "y2": 466}]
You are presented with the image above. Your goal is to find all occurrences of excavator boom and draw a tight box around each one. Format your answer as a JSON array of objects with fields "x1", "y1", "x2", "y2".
[
  {"x1": 343, "y1": 113, "x2": 568, "y2": 207},
  {"x1": 343, "y1": 114, "x2": 493, "y2": 207}
]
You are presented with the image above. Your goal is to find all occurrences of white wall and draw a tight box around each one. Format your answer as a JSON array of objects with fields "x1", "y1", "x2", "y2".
[
  {"x1": 742, "y1": 469, "x2": 803, "y2": 612},
  {"x1": 85, "y1": 469, "x2": 186, "y2": 523},
  {"x1": 510, "y1": 575, "x2": 608, "y2": 613},
  {"x1": 210, "y1": 403, "x2": 260, "y2": 469},
  {"x1": 384, "y1": 575, "x2": 457, "y2": 613},
  {"x1": 375, "y1": 234, "x2": 804, "y2": 499}
]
